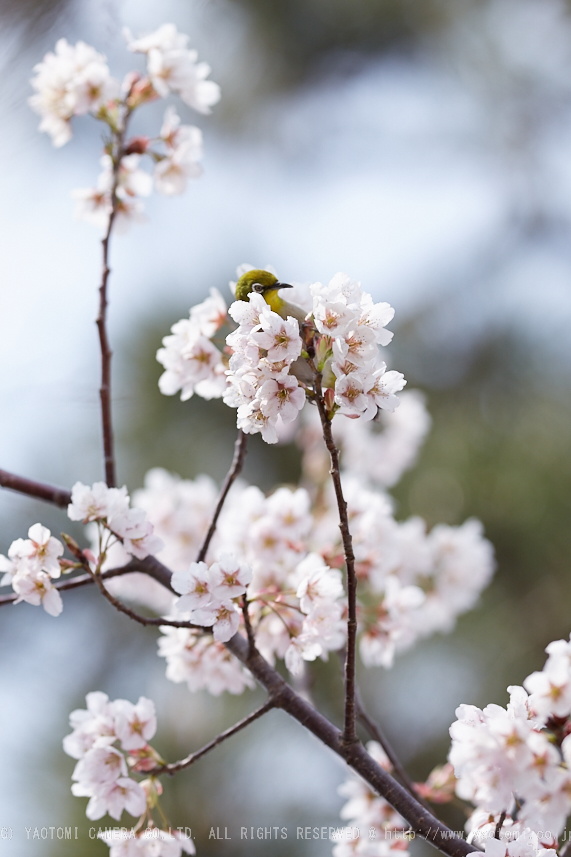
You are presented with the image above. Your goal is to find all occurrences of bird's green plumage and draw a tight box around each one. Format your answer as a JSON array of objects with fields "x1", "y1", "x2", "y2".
[
  {"x1": 235, "y1": 269, "x2": 279, "y2": 302},
  {"x1": 233, "y1": 268, "x2": 313, "y2": 382},
  {"x1": 234, "y1": 269, "x2": 307, "y2": 324}
]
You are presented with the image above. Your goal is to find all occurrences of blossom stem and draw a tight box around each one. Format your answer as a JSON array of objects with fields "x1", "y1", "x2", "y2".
[
  {"x1": 97, "y1": 107, "x2": 132, "y2": 488},
  {"x1": 241, "y1": 596, "x2": 256, "y2": 655},
  {"x1": 313, "y1": 369, "x2": 359, "y2": 746},
  {"x1": 494, "y1": 810, "x2": 506, "y2": 840},
  {"x1": 147, "y1": 700, "x2": 276, "y2": 776},
  {"x1": 61, "y1": 542, "x2": 200, "y2": 630},
  {"x1": 196, "y1": 429, "x2": 248, "y2": 563},
  {"x1": 0, "y1": 561, "x2": 141, "y2": 606}
]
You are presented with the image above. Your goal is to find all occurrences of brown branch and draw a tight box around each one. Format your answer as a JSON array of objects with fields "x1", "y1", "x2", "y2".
[
  {"x1": 97, "y1": 108, "x2": 132, "y2": 488},
  {"x1": 0, "y1": 467, "x2": 474, "y2": 857},
  {"x1": 196, "y1": 430, "x2": 247, "y2": 563},
  {"x1": 313, "y1": 371, "x2": 358, "y2": 746},
  {"x1": 494, "y1": 810, "x2": 506, "y2": 840},
  {"x1": 241, "y1": 596, "x2": 256, "y2": 655},
  {"x1": 225, "y1": 633, "x2": 474, "y2": 857},
  {"x1": 85, "y1": 563, "x2": 197, "y2": 630},
  {"x1": 59, "y1": 541, "x2": 194, "y2": 630},
  {"x1": 98, "y1": 207, "x2": 117, "y2": 488},
  {"x1": 0, "y1": 562, "x2": 140, "y2": 606},
  {"x1": 0, "y1": 470, "x2": 71, "y2": 508},
  {"x1": 355, "y1": 687, "x2": 433, "y2": 813},
  {"x1": 147, "y1": 700, "x2": 275, "y2": 776}
]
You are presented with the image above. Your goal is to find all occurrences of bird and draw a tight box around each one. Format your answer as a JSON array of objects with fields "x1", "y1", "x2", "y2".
[
  {"x1": 234, "y1": 268, "x2": 314, "y2": 383},
  {"x1": 234, "y1": 269, "x2": 308, "y2": 325}
]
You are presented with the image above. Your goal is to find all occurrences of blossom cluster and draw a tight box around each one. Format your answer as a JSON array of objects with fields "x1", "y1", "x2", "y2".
[
  {"x1": 125, "y1": 23, "x2": 220, "y2": 113},
  {"x1": 158, "y1": 627, "x2": 255, "y2": 695},
  {"x1": 65, "y1": 693, "x2": 195, "y2": 855},
  {"x1": 157, "y1": 289, "x2": 228, "y2": 402},
  {"x1": 311, "y1": 273, "x2": 406, "y2": 419},
  {"x1": 29, "y1": 39, "x2": 119, "y2": 147},
  {"x1": 64, "y1": 692, "x2": 156, "y2": 821},
  {"x1": 333, "y1": 742, "x2": 411, "y2": 857},
  {"x1": 158, "y1": 267, "x2": 407, "y2": 444},
  {"x1": 449, "y1": 635, "x2": 571, "y2": 847},
  {"x1": 130, "y1": 456, "x2": 492, "y2": 689},
  {"x1": 30, "y1": 25, "x2": 219, "y2": 229},
  {"x1": 68, "y1": 481, "x2": 163, "y2": 562},
  {"x1": 171, "y1": 553, "x2": 252, "y2": 643},
  {"x1": 0, "y1": 524, "x2": 64, "y2": 616},
  {"x1": 223, "y1": 292, "x2": 306, "y2": 442},
  {"x1": 314, "y1": 478, "x2": 494, "y2": 668},
  {"x1": 150, "y1": 480, "x2": 347, "y2": 688}
]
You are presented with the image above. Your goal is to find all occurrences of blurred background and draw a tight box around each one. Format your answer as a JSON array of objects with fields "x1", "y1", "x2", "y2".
[{"x1": 2, "y1": 0, "x2": 571, "y2": 854}]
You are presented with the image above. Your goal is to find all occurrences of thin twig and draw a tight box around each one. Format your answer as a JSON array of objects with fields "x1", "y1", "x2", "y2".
[
  {"x1": 147, "y1": 700, "x2": 275, "y2": 776},
  {"x1": 313, "y1": 370, "x2": 358, "y2": 746},
  {"x1": 61, "y1": 542, "x2": 197, "y2": 630},
  {"x1": 196, "y1": 430, "x2": 248, "y2": 562},
  {"x1": 355, "y1": 687, "x2": 433, "y2": 812},
  {"x1": 97, "y1": 108, "x2": 132, "y2": 488},
  {"x1": 241, "y1": 596, "x2": 256, "y2": 655},
  {"x1": 0, "y1": 562, "x2": 139, "y2": 606},
  {"x1": 0, "y1": 469, "x2": 71, "y2": 508},
  {"x1": 494, "y1": 810, "x2": 507, "y2": 840},
  {"x1": 88, "y1": 566, "x2": 200, "y2": 630}
]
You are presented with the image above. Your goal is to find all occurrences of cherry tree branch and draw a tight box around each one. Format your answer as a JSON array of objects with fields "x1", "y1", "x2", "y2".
[
  {"x1": 97, "y1": 108, "x2": 133, "y2": 488},
  {"x1": 225, "y1": 632, "x2": 474, "y2": 857},
  {"x1": 494, "y1": 810, "x2": 506, "y2": 840},
  {"x1": 0, "y1": 562, "x2": 138, "y2": 606},
  {"x1": 147, "y1": 700, "x2": 276, "y2": 777},
  {"x1": 89, "y1": 574, "x2": 199, "y2": 630},
  {"x1": 61, "y1": 544, "x2": 197, "y2": 631},
  {"x1": 196, "y1": 429, "x2": 248, "y2": 563},
  {"x1": 0, "y1": 468, "x2": 474, "y2": 857},
  {"x1": 312, "y1": 370, "x2": 358, "y2": 746},
  {"x1": 0, "y1": 469, "x2": 71, "y2": 507},
  {"x1": 241, "y1": 596, "x2": 256, "y2": 655}
]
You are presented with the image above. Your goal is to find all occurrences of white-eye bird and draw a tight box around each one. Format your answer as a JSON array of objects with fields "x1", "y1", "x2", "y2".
[
  {"x1": 234, "y1": 269, "x2": 308, "y2": 325},
  {"x1": 234, "y1": 268, "x2": 313, "y2": 383}
]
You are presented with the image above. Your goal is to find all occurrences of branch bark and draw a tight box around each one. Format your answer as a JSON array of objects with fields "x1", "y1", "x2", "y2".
[
  {"x1": 196, "y1": 430, "x2": 247, "y2": 563},
  {"x1": 148, "y1": 701, "x2": 275, "y2": 777},
  {"x1": 0, "y1": 469, "x2": 71, "y2": 508},
  {"x1": 225, "y1": 633, "x2": 474, "y2": 857},
  {"x1": 313, "y1": 372, "x2": 358, "y2": 746},
  {"x1": 97, "y1": 110, "x2": 132, "y2": 488},
  {"x1": 0, "y1": 561, "x2": 139, "y2": 606},
  {"x1": 0, "y1": 470, "x2": 474, "y2": 857}
]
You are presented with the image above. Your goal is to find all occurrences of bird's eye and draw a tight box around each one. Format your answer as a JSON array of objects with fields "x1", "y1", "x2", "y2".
[{"x1": 252, "y1": 283, "x2": 265, "y2": 293}]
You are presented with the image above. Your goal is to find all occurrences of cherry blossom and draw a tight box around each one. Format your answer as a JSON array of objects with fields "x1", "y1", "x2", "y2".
[
  {"x1": 125, "y1": 23, "x2": 220, "y2": 113},
  {"x1": 67, "y1": 481, "x2": 162, "y2": 561},
  {"x1": 29, "y1": 39, "x2": 119, "y2": 146}
]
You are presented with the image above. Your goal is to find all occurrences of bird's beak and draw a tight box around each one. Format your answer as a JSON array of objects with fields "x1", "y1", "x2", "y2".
[{"x1": 276, "y1": 282, "x2": 293, "y2": 290}]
